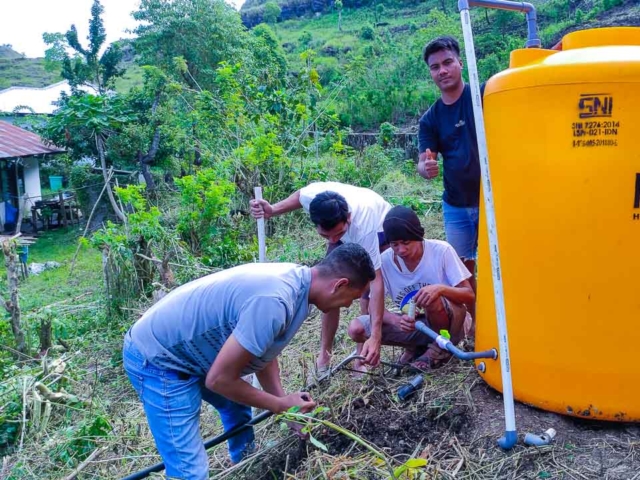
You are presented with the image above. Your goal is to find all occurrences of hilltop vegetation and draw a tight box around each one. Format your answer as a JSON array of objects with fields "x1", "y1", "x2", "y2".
[
  {"x1": 0, "y1": 46, "x2": 61, "y2": 90},
  {"x1": 261, "y1": 0, "x2": 639, "y2": 129},
  {"x1": 0, "y1": 43, "x2": 141, "y2": 93}
]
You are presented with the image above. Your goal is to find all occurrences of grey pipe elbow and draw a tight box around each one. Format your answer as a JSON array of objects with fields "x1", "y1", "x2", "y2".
[{"x1": 461, "y1": 0, "x2": 541, "y2": 48}]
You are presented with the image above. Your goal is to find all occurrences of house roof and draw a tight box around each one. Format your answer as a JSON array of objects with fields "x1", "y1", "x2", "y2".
[
  {"x1": 0, "y1": 121, "x2": 65, "y2": 159},
  {"x1": 0, "y1": 80, "x2": 97, "y2": 115}
]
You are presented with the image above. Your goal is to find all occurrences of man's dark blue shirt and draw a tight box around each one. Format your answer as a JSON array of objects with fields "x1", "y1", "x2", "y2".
[{"x1": 418, "y1": 83, "x2": 485, "y2": 208}]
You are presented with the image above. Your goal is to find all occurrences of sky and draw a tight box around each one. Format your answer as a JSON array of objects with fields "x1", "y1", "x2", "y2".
[{"x1": 0, "y1": 0, "x2": 246, "y2": 58}]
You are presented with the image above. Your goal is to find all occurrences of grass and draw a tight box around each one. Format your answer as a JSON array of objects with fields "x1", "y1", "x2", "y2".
[
  {"x1": 1, "y1": 172, "x2": 639, "y2": 478},
  {"x1": 113, "y1": 64, "x2": 146, "y2": 93},
  {"x1": 0, "y1": 41, "x2": 144, "y2": 93},
  {"x1": 1, "y1": 228, "x2": 101, "y2": 313},
  {"x1": 275, "y1": 2, "x2": 435, "y2": 72},
  {"x1": 0, "y1": 58, "x2": 61, "y2": 90}
]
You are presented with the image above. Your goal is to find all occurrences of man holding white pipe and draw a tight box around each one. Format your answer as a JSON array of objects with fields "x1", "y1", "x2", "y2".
[
  {"x1": 250, "y1": 182, "x2": 391, "y2": 374},
  {"x1": 123, "y1": 244, "x2": 375, "y2": 479}
]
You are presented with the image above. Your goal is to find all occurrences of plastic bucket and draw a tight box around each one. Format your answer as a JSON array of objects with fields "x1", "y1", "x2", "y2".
[{"x1": 49, "y1": 176, "x2": 63, "y2": 192}]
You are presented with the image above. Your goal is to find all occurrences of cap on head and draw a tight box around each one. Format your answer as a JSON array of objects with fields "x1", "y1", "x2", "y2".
[{"x1": 383, "y1": 206, "x2": 425, "y2": 242}]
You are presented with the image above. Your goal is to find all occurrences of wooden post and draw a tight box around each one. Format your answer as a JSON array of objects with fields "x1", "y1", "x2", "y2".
[
  {"x1": 1, "y1": 238, "x2": 25, "y2": 354},
  {"x1": 69, "y1": 196, "x2": 76, "y2": 225},
  {"x1": 14, "y1": 195, "x2": 24, "y2": 235},
  {"x1": 59, "y1": 192, "x2": 68, "y2": 228},
  {"x1": 31, "y1": 207, "x2": 38, "y2": 234}
]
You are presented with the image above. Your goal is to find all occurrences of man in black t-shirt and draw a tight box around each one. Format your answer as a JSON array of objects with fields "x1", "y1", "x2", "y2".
[{"x1": 417, "y1": 36, "x2": 483, "y2": 334}]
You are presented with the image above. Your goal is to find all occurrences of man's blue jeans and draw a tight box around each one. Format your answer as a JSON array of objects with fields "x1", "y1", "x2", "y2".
[
  {"x1": 442, "y1": 200, "x2": 479, "y2": 261},
  {"x1": 123, "y1": 334, "x2": 255, "y2": 479}
]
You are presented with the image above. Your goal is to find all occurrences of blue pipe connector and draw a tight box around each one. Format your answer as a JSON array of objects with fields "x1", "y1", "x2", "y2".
[{"x1": 498, "y1": 430, "x2": 518, "y2": 450}]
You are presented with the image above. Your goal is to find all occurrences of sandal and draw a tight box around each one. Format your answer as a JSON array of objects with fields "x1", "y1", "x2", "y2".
[
  {"x1": 306, "y1": 363, "x2": 331, "y2": 386},
  {"x1": 408, "y1": 345, "x2": 452, "y2": 372}
]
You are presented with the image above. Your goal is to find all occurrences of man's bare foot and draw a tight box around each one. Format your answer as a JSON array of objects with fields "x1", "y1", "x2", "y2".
[
  {"x1": 397, "y1": 349, "x2": 416, "y2": 365},
  {"x1": 316, "y1": 353, "x2": 331, "y2": 376},
  {"x1": 351, "y1": 359, "x2": 368, "y2": 379}
]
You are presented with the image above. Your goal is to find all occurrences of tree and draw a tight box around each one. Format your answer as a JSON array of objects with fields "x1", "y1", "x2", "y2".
[
  {"x1": 263, "y1": 1, "x2": 281, "y2": 25},
  {"x1": 133, "y1": 0, "x2": 250, "y2": 91},
  {"x1": 374, "y1": 3, "x2": 385, "y2": 24},
  {"x1": 251, "y1": 24, "x2": 288, "y2": 87},
  {"x1": 335, "y1": 0, "x2": 343, "y2": 32},
  {"x1": 108, "y1": 67, "x2": 176, "y2": 192},
  {"x1": 492, "y1": 10, "x2": 519, "y2": 39},
  {"x1": 44, "y1": 0, "x2": 123, "y2": 93},
  {"x1": 42, "y1": 32, "x2": 67, "y2": 73},
  {"x1": 43, "y1": 94, "x2": 135, "y2": 222}
]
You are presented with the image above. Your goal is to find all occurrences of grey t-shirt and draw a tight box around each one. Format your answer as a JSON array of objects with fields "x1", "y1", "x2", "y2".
[{"x1": 129, "y1": 263, "x2": 312, "y2": 377}]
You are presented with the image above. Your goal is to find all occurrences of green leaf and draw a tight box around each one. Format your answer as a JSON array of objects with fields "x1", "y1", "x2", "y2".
[
  {"x1": 287, "y1": 405, "x2": 301, "y2": 414},
  {"x1": 309, "y1": 434, "x2": 328, "y2": 452},
  {"x1": 393, "y1": 465, "x2": 408, "y2": 478},
  {"x1": 404, "y1": 459, "x2": 427, "y2": 468}
]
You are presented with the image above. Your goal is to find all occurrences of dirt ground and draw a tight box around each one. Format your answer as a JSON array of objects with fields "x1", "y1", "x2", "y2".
[
  {"x1": 57, "y1": 306, "x2": 638, "y2": 480},
  {"x1": 227, "y1": 354, "x2": 640, "y2": 480}
]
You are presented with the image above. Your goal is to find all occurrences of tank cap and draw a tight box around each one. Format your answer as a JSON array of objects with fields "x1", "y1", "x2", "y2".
[{"x1": 563, "y1": 27, "x2": 640, "y2": 50}]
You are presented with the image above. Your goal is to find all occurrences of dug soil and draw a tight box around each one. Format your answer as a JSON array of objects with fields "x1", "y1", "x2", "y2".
[{"x1": 245, "y1": 360, "x2": 640, "y2": 479}]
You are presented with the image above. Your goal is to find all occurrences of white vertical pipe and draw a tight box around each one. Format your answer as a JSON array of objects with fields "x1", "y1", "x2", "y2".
[
  {"x1": 252, "y1": 186, "x2": 267, "y2": 398},
  {"x1": 458, "y1": 1, "x2": 517, "y2": 448},
  {"x1": 254, "y1": 186, "x2": 266, "y2": 263}
]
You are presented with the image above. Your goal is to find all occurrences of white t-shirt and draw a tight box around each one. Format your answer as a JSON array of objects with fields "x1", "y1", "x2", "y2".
[
  {"x1": 381, "y1": 239, "x2": 471, "y2": 310},
  {"x1": 299, "y1": 182, "x2": 391, "y2": 270}
]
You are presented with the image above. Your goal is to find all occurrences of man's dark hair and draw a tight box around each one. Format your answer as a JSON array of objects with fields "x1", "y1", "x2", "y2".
[
  {"x1": 316, "y1": 243, "x2": 375, "y2": 290},
  {"x1": 309, "y1": 191, "x2": 349, "y2": 230},
  {"x1": 423, "y1": 35, "x2": 460, "y2": 65}
]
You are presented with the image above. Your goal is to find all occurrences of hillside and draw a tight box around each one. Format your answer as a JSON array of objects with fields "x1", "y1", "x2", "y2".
[
  {"x1": 241, "y1": 0, "x2": 375, "y2": 27},
  {"x1": 1, "y1": 0, "x2": 638, "y2": 124},
  {"x1": 0, "y1": 46, "x2": 61, "y2": 90},
  {"x1": 0, "y1": 44, "x2": 143, "y2": 93},
  {"x1": 263, "y1": 0, "x2": 639, "y2": 129}
]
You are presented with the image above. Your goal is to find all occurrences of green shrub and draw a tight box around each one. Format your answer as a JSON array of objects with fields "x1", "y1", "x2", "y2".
[
  {"x1": 360, "y1": 25, "x2": 375, "y2": 40},
  {"x1": 334, "y1": 145, "x2": 394, "y2": 188},
  {"x1": 378, "y1": 122, "x2": 396, "y2": 146},
  {"x1": 299, "y1": 31, "x2": 312, "y2": 46},
  {"x1": 49, "y1": 415, "x2": 112, "y2": 466},
  {"x1": 603, "y1": 0, "x2": 623, "y2": 10}
]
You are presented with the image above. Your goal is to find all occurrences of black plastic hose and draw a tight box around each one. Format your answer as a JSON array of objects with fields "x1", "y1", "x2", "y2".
[{"x1": 121, "y1": 350, "x2": 360, "y2": 480}]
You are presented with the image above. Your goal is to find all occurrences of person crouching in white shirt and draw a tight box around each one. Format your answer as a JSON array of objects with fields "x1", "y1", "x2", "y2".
[{"x1": 347, "y1": 206, "x2": 475, "y2": 370}]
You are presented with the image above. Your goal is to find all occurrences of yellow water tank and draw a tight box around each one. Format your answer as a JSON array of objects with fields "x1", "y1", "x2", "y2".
[{"x1": 476, "y1": 27, "x2": 640, "y2": 421}]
